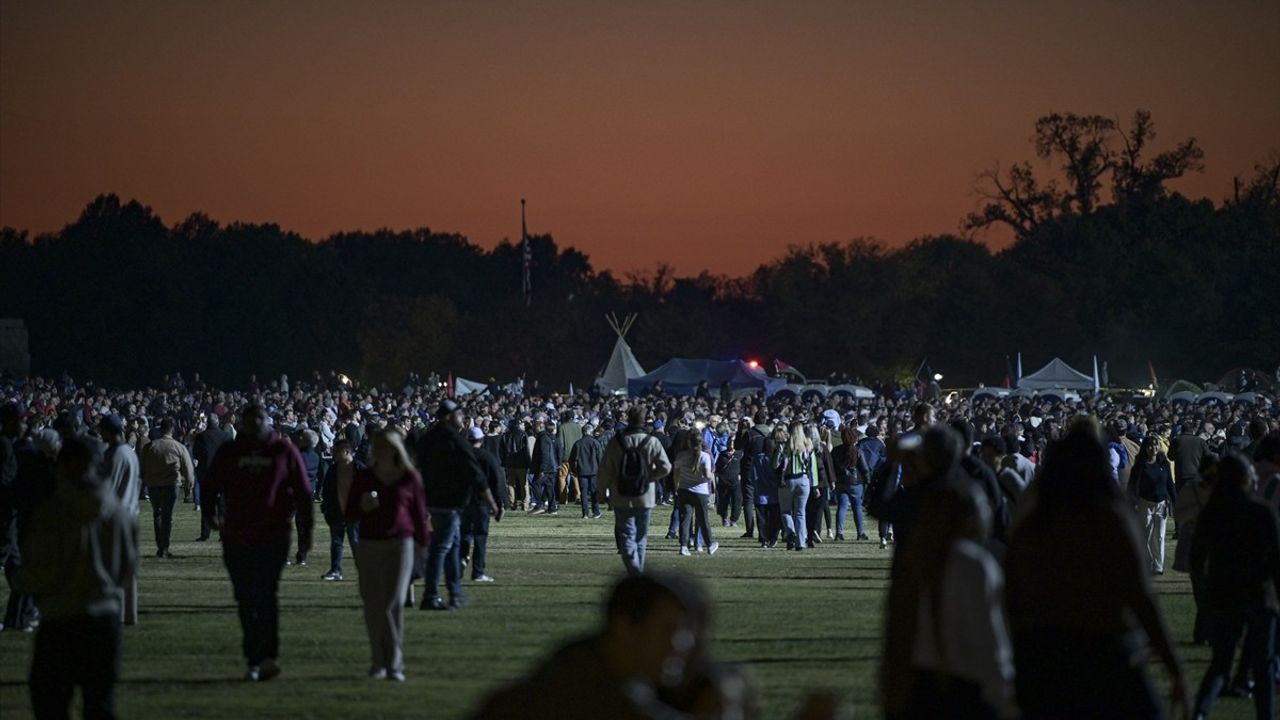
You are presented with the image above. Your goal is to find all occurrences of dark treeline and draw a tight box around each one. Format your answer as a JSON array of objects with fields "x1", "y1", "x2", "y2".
[{"x1": 2, "y1": 111, "x2": 1278, "y2": 389}]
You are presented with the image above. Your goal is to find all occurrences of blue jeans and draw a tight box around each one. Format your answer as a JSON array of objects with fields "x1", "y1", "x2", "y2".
[
  {"x1": 579, "y1": 475, "x2": 599, "y2": 516},
  {"x1": 223, "y1": 543, "x2": 288, "y2": 666},
  {"x1": 784, "y1": 476, "x2": 810, "y2": 548},
  {"x1": 836, "y1": 485, "x2": 865, "y2": 537},
  {"x1": 614, "y1": 507, "x2": 652, "y2": 576},
  {"x1": 423, "y1": 508, "x2": 462, "y2": 602},
  {"x1": 326, "y1": 517, "x2": 359, "y2": 575}
]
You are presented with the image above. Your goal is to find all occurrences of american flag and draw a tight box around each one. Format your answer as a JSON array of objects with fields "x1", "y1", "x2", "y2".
[{"x1": 521, "y1": 198, "x2": 531, "y2": 307}]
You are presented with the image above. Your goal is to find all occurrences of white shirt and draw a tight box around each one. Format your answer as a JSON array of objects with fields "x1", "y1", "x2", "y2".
[
  {"x1": 910, "y1": 538, "x2": 1017, "y2": 718},
  {"x1": 673, "y1": 451, "x2": 713, "y2": 495}
]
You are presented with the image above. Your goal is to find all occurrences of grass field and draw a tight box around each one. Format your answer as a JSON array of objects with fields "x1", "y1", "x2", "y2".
[{"x1": 0, "y1": 500, "x2": 1259, "y2": 719}]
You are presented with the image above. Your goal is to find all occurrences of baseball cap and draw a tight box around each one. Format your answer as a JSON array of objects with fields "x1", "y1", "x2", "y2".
[
  {"x1": 436, "y1": 399, "x2": 461, "y2": 419},
  {"x1": 467, "y1": 426, "x2": 485, "y2": 441}
]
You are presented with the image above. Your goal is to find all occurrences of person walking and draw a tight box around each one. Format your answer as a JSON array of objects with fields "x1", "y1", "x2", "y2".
[
  {"x1": 833, "y1": 426, "x2": 870, "y2": 541},
  {"x1": 291, "y1": 430, "x2": 322, "y2": 567},
  {"x1": 1, "y1": 401, "x2": 37, "y2": 633},
  {"x1": 319, "y1": 440, "x2": 360, "y2": 581},
  {"x1": 881, "y1": 481, "x2": 1015, "y2": 719},
  {"x1": 673, "y1": 431, "x2": 719, "y2": 557},
  {"x1": 98, "y1": 415, "x2": 141, "y2": 625},
  {"x1": 190, "y1": 411, "x2": 230, "y2": 542},
  {"x1": 1189, "y1": 454, "x2": 1280, "y2": 720},
  {"x1": 1005, "y1": 424, "x2": 1188, "y2": 718},
  {"x1": 460, "y1": 426, "x2": 505, "y2": 583},
  {"x1": 1127, "y1": 436, "x2": 1177, "y2": 575},
  {"x1": 202, "y1": 404, "x2": 314, "y2": 681},
  {"x1": 499, "y1": 419, "x2": 531, "y2": 511},
  {"x1": 714, "y1": 441, "x2": 743, "y2": 528},
  {"x1": 556, "y1": 411, "x2": 583, "y2": 505},
  {"x1": 776, "y1": 422, "x2": 817, "y2": 551},
  {"x1": 139, "y1": 418, "x2": 194, "y2": 559},
  {"x1": 598, "y1": 407, "x2": 672, "y2": 576},
  {"x1": 736, "y1": 413, "x2": 770, "y2": 540},
  {"x1": 530, "y1": 417, "x2": 562, "y2": 515},
  {"x1": 569, "y1": 425, "x2": 604, "y2": 519},
  {"x1": 806, "y1": 424, "x2": 836, "y2": 545},
  {"x1": 414, "y1": 400, "x2": 499, "y2": 611},
  {"x1": 19, "y1": 435, "x2": 138, "y2": 720},
  {"x1": 341, "y1": 429, "x2": 430, "y2": 681}
]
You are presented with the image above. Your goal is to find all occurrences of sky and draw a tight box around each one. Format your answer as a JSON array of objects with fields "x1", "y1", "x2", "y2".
[{"x1": 2, "y1": 1, "x2": 1278, "y2": 275}]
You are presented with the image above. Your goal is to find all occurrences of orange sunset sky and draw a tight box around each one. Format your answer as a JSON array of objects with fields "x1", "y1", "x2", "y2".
[{"x1": 2, "y1": 1, "x2": 1278, "y2": 275}]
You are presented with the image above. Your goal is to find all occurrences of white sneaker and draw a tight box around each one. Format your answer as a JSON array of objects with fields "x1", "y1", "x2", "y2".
[
  {"x1": 387, "y1": 670, "x2": 406, "y2": 682},
  {"x1": 473, "y1": 574, "x2": 495, "y2": 583},
  {"x1": 708, "y1": 542, "x2": 720, "y2": 555},
  {"x1": 369, "y1": 667, "x2": 387, "y2": 680},
  {"x1": 679, "y1": 547, "x2": 691, "y2": 556}
]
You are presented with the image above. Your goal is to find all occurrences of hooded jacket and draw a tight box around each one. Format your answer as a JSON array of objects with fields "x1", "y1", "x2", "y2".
[{"x1": 598, "y1": 430, "x2": 672, "y2": 510}]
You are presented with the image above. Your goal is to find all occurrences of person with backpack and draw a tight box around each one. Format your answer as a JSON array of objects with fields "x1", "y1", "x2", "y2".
[
  {"x1": 775, "y1": 422, "x2": 817, "y2": 551},
  {"x1": 834, "y1": 426, "x2": 870, "y2": 541},
  {"x1": 598, "y1": 407, "x2": 672, "y2": 576},
  {"x1": 857, "y1": 425, "x2": 892, "y2": 547}
]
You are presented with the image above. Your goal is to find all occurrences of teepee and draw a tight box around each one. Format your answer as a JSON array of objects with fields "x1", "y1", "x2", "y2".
[{"x1": 596, "y1": 313, "x2": 645, "y2": 395}]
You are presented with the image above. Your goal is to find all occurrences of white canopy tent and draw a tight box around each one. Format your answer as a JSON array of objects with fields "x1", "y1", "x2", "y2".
[
  {"x1": 595, "y1": 313, "x2": 646, "y2": 395},
  {"x1": 1017, "y1": 357, "x2": 1095, "y2": 391}
]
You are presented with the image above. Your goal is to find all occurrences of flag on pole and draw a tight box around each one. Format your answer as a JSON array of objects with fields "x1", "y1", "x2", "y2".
[
  {"x1": 1147, "y1": 360, "x2": 1159, "y2": 389},
  {"x1": 446, "y1": 371, "x2": 455, "y2": 398},
  {"x1": 1002, "y1": 355, "x2": 1013, "y2": 389},
  {"x1": 1092, "y1": 355, "x2": 1101, "y2": 393},
  {"x1": 1016, "y1": 352, "x2": 1023, "y2": 382},
  {"x1": 521, "y1": 198, "x2": 531, "y2": 307}
]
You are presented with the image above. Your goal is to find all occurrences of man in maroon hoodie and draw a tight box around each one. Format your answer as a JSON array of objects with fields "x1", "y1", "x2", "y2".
[{"x1": 203, "y1": 404, "x2": 313, "y2": 681}]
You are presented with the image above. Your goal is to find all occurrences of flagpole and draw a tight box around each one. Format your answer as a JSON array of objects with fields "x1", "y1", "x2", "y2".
[{"x1": 521, "y1": 198, "x2": 530, "y2": 307}]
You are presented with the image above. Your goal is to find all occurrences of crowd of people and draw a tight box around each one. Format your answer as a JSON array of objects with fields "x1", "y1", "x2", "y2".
[{"x1": 1, "y1": 369, "x2": 1278, "y2": 718}]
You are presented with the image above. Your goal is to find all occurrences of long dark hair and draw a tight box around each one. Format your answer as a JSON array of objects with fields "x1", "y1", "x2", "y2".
[
  {"x1": 1037, "y1": 427, "x2": 1118, "y2": 512},
  {"x1": 679, "y1": 429, "x2": 705, "y2": 472}
]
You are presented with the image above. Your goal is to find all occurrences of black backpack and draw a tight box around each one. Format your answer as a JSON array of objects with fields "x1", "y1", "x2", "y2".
[{"x1": 616, "y1": 434, "x2": 651, "y2": 497}]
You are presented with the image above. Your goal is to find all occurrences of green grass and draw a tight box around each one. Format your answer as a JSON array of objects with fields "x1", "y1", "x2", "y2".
[{"x1": 0, "y1": 502, "x2": 1257, "y2": 719}]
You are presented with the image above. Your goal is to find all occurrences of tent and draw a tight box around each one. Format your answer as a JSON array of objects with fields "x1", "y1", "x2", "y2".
[
  {"x1": 628, "y1": 358, "x2": 786, "y2": 397},
  {"x1": 1158, "y1": 379, "x2": 1203, "y2": 399},
  {"x1": 1217, "y1": 367, "x2": 1275, "y2": 393},
  {"x1": 1017, "y1": 357, "x2": 1095, "y2": 391},
  {"x1": 595, "y1": 313, "x2": 646, "y2": 395},
  {"x1": 454, "y1": 377, "x2": 490, "y2": 396}
]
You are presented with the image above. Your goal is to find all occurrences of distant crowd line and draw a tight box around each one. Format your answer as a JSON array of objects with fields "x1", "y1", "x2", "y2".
[{"x1": 2, "y1": 370, "x2": 1280, "y2": 718}]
